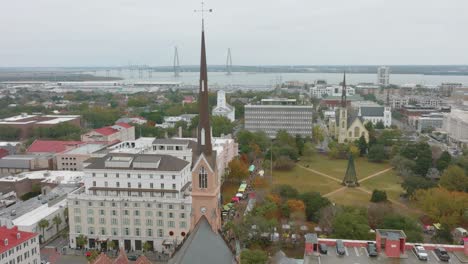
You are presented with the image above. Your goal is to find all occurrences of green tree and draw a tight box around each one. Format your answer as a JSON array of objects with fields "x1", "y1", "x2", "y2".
[
  {"x1": 356, "y1": 135, "x2": 368, "y2": 156},
  {"x1": 295, "y1": 134, "x2": 305, "y2": 155},
  {"x1": 240, "y1": 249, "x2": 268, "y2": 264},
  {"x1": 107, "y1": 240, "x2": 116, "y2": 251},
  {"x1": 332, "y1": 209, "x2": 370, "y2": 240},
  {"x1": 38, "y1": 219, "x2": 49, "y2": 243},
  {"x1": 76, "y1": 234, "x2": 87, "y2": 249},
  {"x1": 272, "y1": 184, "x2": 299, "y2": 200},
  {"x1": 52, "y1": 215, "x2": 62, "y2": 234},
  {"x1": 436, "y1": 151, "x2": 452, "y2": 172},
  {"x1": 439, "y1": 165, "x2": 468, "y2": 192},
  {"x1": 380, "y1": 214, "x2": 422, "y2": 242},
  {"x1": 402, "y1": 176, "x2": 436, "y2": 196},
  {"x1": 375, "y1": 120, "x2": 385, "y2": 129},
  {"x1": 273, "y1": 155, "x2": 295, "y2": 171},
  {"x1": 312, "y1": 125, "x2": 324, "y2": 144},
  {"x1": 370, "y1": 189, "x2": 387, "y2": 202},
  {"x1": 368, "y1": 144, "x2": 386, "y2": 162},
  {"x1": 299, "y1": 192, "x2": 331, "y2": 222},
  {"x1": 211, "y1": 115, "x2": 234, "y2": 137},
  {"x1": 142, "y1": 241, "x2": 152, "y2": 253}
]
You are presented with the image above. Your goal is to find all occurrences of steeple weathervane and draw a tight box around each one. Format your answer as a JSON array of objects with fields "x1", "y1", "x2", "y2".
[{"x1": 194, "y1": 2, "x2": 213, "y2": 31}]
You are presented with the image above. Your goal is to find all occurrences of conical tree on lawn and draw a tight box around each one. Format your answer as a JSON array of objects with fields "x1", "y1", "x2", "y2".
[{"x1": 342, "y1": 154, "x2": 359, "y2": 187}]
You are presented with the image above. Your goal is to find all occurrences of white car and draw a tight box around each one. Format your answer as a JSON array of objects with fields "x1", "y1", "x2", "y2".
[{"x1": 412, "y1": 244, "x2": 428, "y2": 261}]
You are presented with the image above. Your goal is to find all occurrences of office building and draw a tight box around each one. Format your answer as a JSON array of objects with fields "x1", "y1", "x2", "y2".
[
  {"x1": 443, "y1": 109, "x2": 468, "y2": 148},
  {"x1": 244, "y1": 98, "x2": 314, "y2": 138},
  {"x1": 377, "y1": 66, "x2": 390, "y2": 87}
]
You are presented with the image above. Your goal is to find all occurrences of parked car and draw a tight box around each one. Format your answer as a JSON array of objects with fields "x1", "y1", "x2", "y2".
[
  {"x1": 127, "y1": 255, "x2": 138, "y2": 261},
  {"x1": 319, "y1": 244, "x2": 328, "y2": 254},
  {"x1": 335, "y1": 240, "x2": 345, "y2": 256},
  {"x1": 434, "y1": 247, "x2": 450, "y2": 262},
  {"x1": 367, "y1": 242, "x2": 378, "y2": 257},
  {"x1": 412, "y1": 244, "x2": 428, "y2": 261}
]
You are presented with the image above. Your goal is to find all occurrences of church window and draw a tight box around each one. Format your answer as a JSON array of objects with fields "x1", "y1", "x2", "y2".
[
  {"x1": 348, "y1": 131, "x2": 352, "y2": 137},
  {"x1": 354, "y1": 127, "x2": 360, "y2": 137},
  {"x1": 199, "y1": 167, "x2": 208, "y2": 189}
]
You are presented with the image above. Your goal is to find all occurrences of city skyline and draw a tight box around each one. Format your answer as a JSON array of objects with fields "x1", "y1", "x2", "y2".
[{"x1": 1, "y1": 0, "x2": 468, "y2": 67}]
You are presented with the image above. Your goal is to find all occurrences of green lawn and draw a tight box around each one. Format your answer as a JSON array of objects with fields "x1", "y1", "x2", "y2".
[
  {"x1": 300, "y1": 154, "x2": 392, "y2": 180},
  {"x1": 272, "y1": 166, "x2": 342, "y2": 195},
  {"x1": 327, "y1": 188, "x2": 371, "y2": 207},
  {"x1": 360, "y1": 171, "x2": 404, "y2": 201}
]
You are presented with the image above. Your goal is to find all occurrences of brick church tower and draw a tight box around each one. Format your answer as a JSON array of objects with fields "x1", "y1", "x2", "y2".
[{"x1": 190, "y1": 20, "x2": 221, "y2": 232}]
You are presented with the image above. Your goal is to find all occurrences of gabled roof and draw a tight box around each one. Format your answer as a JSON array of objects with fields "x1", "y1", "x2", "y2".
[
  {"x1": 114, "y1": 249, "x2": 129, "y2": 264},
  {"x1": 169, "y1": 216, "x2": 235, "y2": 264},
  {"x1": 115, "y1": 122, "x2": 133, "y2": 129},
  {"x1": 0, "y1": 226, "x2": 37, "y2": 254},
  {"x1": 93, "y1": 253, "x2": 113, "y2": 264},
  {"x1": 134, "y1": 255, "x2": 151, "y2": 264},
  {"x1": 360, "y1": 106, "x2": 385, "y2": 117},
  {"x1": 26, "y1": 140, "x2": 83, "y2": 153},
  {"x1": 94, "y1": 127, "x2": 119, "y2": 136}
]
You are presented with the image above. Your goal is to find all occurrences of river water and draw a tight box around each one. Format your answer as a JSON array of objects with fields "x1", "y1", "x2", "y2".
[{"x1": 94, "y1": 71, "x2": 468, "y2": 87}]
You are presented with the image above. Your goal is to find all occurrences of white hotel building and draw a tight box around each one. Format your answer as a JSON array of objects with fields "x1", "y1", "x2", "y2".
[
  {"x1": 68, "y1": 153, "x2": 192, "y2": 252},
  {"x1": 68, "y1": 137, "x2": 238, "y2": 252}
]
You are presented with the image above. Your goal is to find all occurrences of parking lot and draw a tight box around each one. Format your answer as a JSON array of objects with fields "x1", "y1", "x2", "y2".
[{"x1": 304, "y1": 245, "x2": 466, "y2": 264}]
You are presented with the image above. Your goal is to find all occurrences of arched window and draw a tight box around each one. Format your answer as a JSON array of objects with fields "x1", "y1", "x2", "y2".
[
  {"x1": 342, "y1": 121, "x2": 345, "y2": 128},
  {"x1": 348, "y1": 131, "x2": 352, "y2": 137},
  {"x1": 354, "y1": 126, "x2": 360, "y2": 137},
  {"x1": 199, "y1": 167, "x2": 207, "y2": 189}
]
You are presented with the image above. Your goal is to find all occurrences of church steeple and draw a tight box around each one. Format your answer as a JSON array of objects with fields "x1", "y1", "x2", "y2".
[
  {"x1": 341, "y1": 71, "x2": 347, "y2": 107},
  {"x1": 197, "y1": 21, "x2": 212, "y2": 156}
]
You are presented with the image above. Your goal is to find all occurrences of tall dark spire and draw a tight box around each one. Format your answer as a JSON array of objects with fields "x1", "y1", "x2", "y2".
[
  {"x1": 386, "y1": 89, "x2": 390, "y2": 107},
  {"x1": 343, "y1": 154, "x2": 359, "y2": 187},
  {"x1": 197, "y1": 21, "x2": 212, "y2": 156},
  {"x1": 341, "y1": 71, "x2": 347, "y2": 107}
]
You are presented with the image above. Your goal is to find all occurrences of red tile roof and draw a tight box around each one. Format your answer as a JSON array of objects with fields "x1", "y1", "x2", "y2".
[
  {"x1": 0, "y1": 149, "x2": 8, "y2": 158},
  {"x1": 94, "y1": 127, "x2": 119, "y2": 136},
  {"x1": 93, "y1": 253, "x2": 113, "y2": 264},
  {"x1": 134, "y1": 255, "x2": 151, "y2": 264},
  {"x1": 115, "y1": 122, "x2": 133, "y2": 129},
  {"x1": 0, "y1": 226, "x2": 37, "y2": 254},
  {"x1": 26, "y1": 140, "x2": 83, "y2": 153},
  {"x1": 113, "y1": 249, "x2": 129, "y2": 264}
]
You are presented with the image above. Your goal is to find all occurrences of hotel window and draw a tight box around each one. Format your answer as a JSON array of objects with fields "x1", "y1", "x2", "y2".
[
  {"x1": 138, "y1": 183, "x2": 142, "y2": 188},
  {"x1": 172, "y1": 184, "x2": 176, "y2": 190},
  {"x1": 127, "y1": 173, "x2": 131, "y2": 178},
  {"x1": 123, "y1": 218, "x2": 130, "y2": 225},
  {"x1": 146, "y1": 203, "x2": 151, "y2": 208},
  {"x1": 104, "y1": 173, "x2": 107, "y2": 178},
  {"x1": 116, "y1": 173, "x2": 119, "y2": 178},
  {"x1": 99, "y1": 209, "x2": 105, "y2": 215},
  {"x1": 116, "y1": 182, "x2": 120, "y2": 187},
  {"x1": 138, "y1": 174, "x2": 141, "y2": 179},
  {"x1": 172, "y1": 175, "x2": 176, "y2": 180},
  {"x1": 135, "y1": 219, "x2": 141, "y2": 226},
  {"x1": 168, "y1": 212, "x2": 174, "y2": 218},
  {"x1": 146, "y1": 219, "x2": 153, "y2": 226},
  {"x1": 179, "y1": 222, "x2": 187, "y2": 228},
  {"x1": 157, "y1": 220, "x2": 163, "y2": 226},
  {"x1": 135, "y1": 228, "x2": 141, "y2": 236},
  {"x1": 180, "y1": 213, "x2": 185, "y2": 219},
  {"x1": 134, "y1": 210, "x2": 140, "y2": 216},
  {"x1": 93, "y1": 181, "x2": 96, "y2": 187},
  {"x1": 157, "y1": 229, "x2": 163, "y2": 237},
  {"x1": 124, "y1": 228, "x2": 129, "y2": 236},
  {"x1": 147, "y1": 229, "x2": 153, "y2": 236},
  {"x1": 89, "y1": 227, "x2": 95, "y2": 234},
  {"x1": 111, "y1": 218, "x2": 118, "y2": 225},
  {"x1": 100, "y1": 228, "x2": 106, "y2": 235},
  {"x1": 99, "y1": 218, "x2": 105, "y2": 224},
  {"x1": 168, "y1": 221, "x2": 175, "y2": 228},
  {"x1": 92, "y1": 173, "x2": 96, "y2": 177},
  {"x1": 74, "y1": 216, "x2": 81, "y2": 223},
  {"x1": 127, "y1": 182, "x2": 131, "y2": 188},
  {"x1": 112, "y1": 228, "x2": 118, "y2": 236},
  {"x1": 87, "y1": 217, "x2": 94, "y2": 224},
  {"x1": 124, "y1": 210, "x2": 129, "y2": 215},
  {"x1": 161, "y1": 183, "x2": 164, "y2": 189},
  {"x1": 160, "y1": 175, "x2": 164, "y2": 179},
  {"x1": 87, "y1": 209, "x2": 94, "y2": 215},
  {"x1": 150, "y1": 183, "x2": 153, "y2": 189}
]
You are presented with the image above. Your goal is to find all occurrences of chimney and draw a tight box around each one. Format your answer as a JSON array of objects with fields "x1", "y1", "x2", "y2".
[
  {"x1": 17, "y1": 233, "x2": 20, "y2": 239},
  {"x1": 4, "y1": 239, "x2": 8, "y2": 246}
]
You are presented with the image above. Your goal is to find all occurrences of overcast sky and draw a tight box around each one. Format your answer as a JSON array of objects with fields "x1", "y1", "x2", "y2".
[{"x1": 0, "y1": 0, "x2": 467, "y2": 67}]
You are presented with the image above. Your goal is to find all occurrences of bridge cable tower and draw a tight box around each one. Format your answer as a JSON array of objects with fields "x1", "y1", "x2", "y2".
[
  {"x1": 226, "y1": 48, "x2": 232, "y2": 75},
  {"x1": 173, "y1": 46, "x2": 180, "y2": 77}
]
